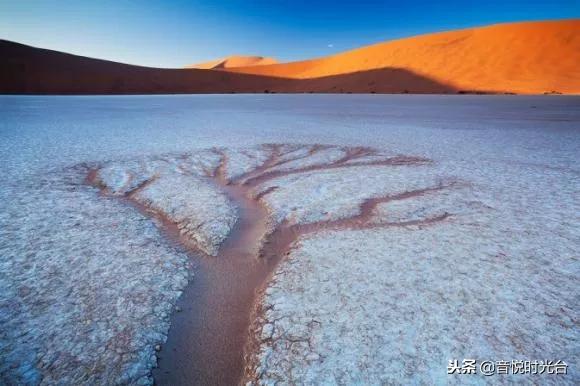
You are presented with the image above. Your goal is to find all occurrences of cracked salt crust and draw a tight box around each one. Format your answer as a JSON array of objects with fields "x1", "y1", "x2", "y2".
[
  {"x1": 250, "y1": 220, "x2": 578, "y2": 384},
  {"x1": 267, "y1": 147, "x2": 346, "y2": 173},
  {"x1": 0, "y1": 168, "x2": 189, "y2": 385},
  {"x1": 179, "y1": 150, "x2": 223, "y2": 177},
  {"x1": 258, "y1": 166, "x2": 449, "y2": 225},
  {"x1": 247, "y1": 156, "x2": 580, "y2": 385},
  {"x1": 1, "y1": 95, "x2": 578, "y2": 385},
  {"x1": 131, "y1": 172, "x2": 237, "y2": 256},
  {"x1": 222, "y1": 147, "x2": 271, "y2": 181},
  {"x1": 371, "y1": 185, "x2": 471, "y2": 223},
  {"x1": 95, "y1": 154, "x2": 238, "y2": 256},
  {"x1": 2, "y1": 141, "x2": 577, "y2": 385}
]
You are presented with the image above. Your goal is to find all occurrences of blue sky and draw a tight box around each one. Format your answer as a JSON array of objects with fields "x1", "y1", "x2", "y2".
[{"x1": 1, "y1": 0, "x2": 578, "y2": 68}]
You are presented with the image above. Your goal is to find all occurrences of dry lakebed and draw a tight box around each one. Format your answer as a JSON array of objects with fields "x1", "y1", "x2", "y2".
[{"x1": 0, "y1": 95, "x2": 578, "y2": 385}]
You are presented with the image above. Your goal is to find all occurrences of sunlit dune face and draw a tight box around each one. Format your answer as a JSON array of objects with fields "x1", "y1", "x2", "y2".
[
  {"x1": 226, "y1": 20, "x2": 580, "y2": 94},
  {"x1": 186, "y1": 55, "x2": 279, "y2": 69}
]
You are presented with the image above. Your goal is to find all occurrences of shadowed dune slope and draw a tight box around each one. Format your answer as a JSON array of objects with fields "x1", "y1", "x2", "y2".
[
  {"x1": 228, "y1": 20, "x2": 580, "y2": 94},
  {"x1": 268, "y1": 67, "x2": 457, "y2": 94},
  {"x1": 0, "y1": 40, "x2": 453, "y2": 94},
  {"x1": 0, "y1": 40, "x2": 291, "y2": 94},
  {"x1": 186, "y1": 56, "x2": 278, "y2": 69}
]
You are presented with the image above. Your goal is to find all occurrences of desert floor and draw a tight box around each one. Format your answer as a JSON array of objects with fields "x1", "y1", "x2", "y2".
[{"x1": 0, "y1": 95, "x2": 578, "y2": 385}]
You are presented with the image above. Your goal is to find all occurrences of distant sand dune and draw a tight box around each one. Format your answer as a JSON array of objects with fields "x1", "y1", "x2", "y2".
[
  {"x1": 186, "y1": 55, "x2": 278, "y2": 69},
  {"x1": 1, "y1": 19, "x2": 578, "y2": 94}
]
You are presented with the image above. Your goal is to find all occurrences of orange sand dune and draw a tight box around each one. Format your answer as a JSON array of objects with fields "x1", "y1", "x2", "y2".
[
  {"x1": 228, "y1": 20, "x2": 580, "y2": 94},
  {"x1": 0, "y1": 40, "x2": 454, "y2": 94},
  {"x1": 187, "y1": 55, "x2": 278, "y2": 69},
  {"x1": 1, "y1": 19, "x2": 578, "y2": 94}
]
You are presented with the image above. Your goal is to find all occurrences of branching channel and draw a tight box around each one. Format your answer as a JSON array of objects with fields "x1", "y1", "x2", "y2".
[{"x1": 87, "y1": 144, "x2": 457, "y2": 385}]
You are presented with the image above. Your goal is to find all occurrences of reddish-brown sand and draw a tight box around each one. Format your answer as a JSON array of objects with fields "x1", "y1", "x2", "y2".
[
  {"x1": 1, "y1": 19, "x2": 578, "y2": 94},
  {"x1": 186, "y1": 55, "x2": 278, "y2": 69}
]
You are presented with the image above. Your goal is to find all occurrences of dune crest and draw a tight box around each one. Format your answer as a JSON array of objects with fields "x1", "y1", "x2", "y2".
[
  {"x1": 186, "y1": 55, "x2": 278, "y2": 69},
  {"x1": 228, "y1": 19, "x2": 580, "y2": 94}
]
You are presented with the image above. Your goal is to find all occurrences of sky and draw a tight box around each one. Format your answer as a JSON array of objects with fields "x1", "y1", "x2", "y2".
[{"x1": 1, "y1": 0, "x2": 578, "y2": 68}]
